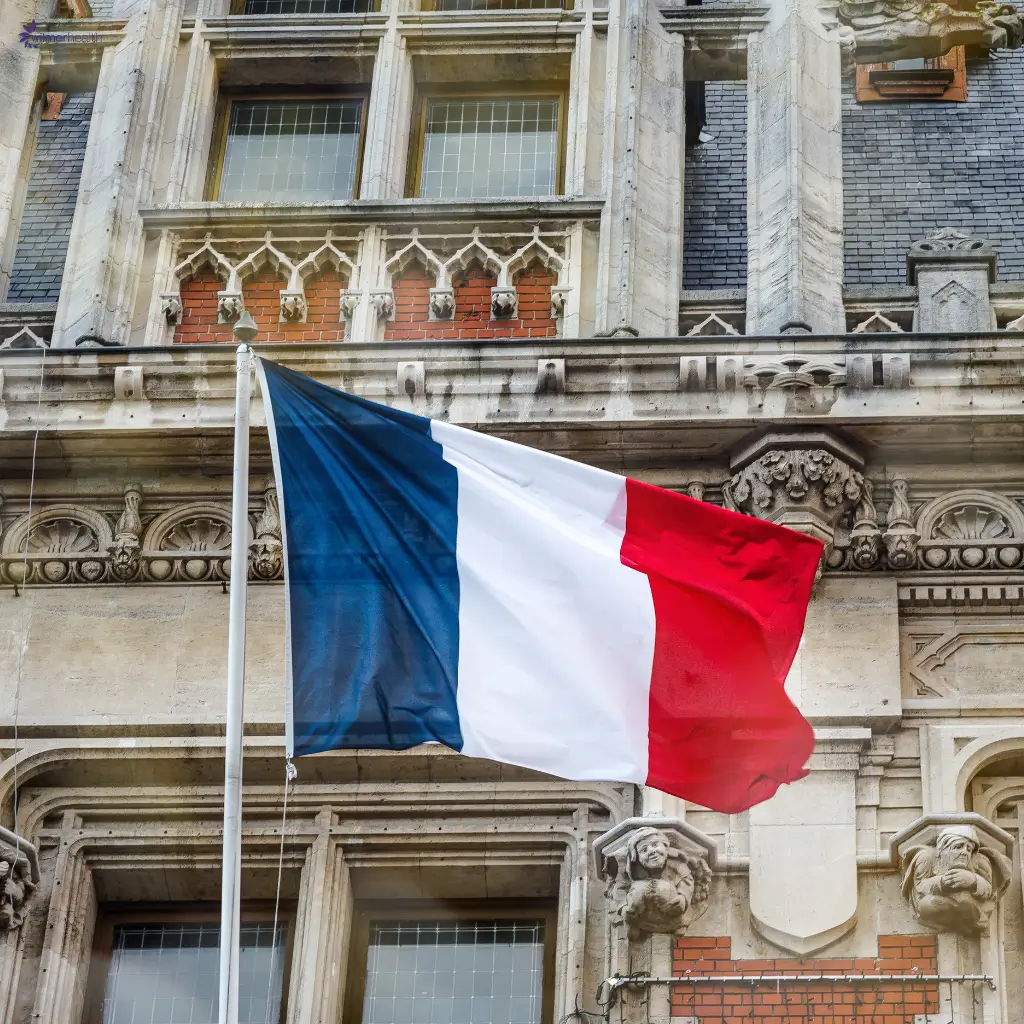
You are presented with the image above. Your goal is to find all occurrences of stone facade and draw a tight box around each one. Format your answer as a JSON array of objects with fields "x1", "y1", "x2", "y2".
[{"x1": 3, "y1": 0, "x2": 1024, "y2": 1022}]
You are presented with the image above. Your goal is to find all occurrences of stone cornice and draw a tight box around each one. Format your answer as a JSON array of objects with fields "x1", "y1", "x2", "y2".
[
  {"x1": 138, "y1": 198, "x2": 605, "y2": 231},
  {"x1": 657, "y1": 5, "x2": 769, "y2": 79}
]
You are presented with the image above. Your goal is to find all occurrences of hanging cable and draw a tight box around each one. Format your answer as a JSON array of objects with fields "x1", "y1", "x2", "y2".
[
  {"x1": 10, "y1": 345, "x2": 47, "y2": 836},
  {"x1": 264, "y1": 757, "x2": 296, "y2": 1023}
]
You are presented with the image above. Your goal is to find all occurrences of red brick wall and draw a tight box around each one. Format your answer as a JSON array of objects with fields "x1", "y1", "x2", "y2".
[
  {"x1": 383, "y1": 261, "x2": 557, "y2": 342},
  {"x1": 671, "y1": 936, "x2": 940, "y2": 1023},
  {"x1": 174, "y1": 267, "x2": 347, "y2": 344}
]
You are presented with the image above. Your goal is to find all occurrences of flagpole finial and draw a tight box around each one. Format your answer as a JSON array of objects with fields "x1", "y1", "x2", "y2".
[{"x1": 233, "y1": 311, "x2": 259, "y2": 345}]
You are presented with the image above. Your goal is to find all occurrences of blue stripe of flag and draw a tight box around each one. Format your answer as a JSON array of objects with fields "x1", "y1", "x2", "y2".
[{"x1": 259, "y1": 360, "x2": 463, "y2": 756}]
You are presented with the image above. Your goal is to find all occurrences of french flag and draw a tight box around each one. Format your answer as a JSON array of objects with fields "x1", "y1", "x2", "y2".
[{"x1": 258, "y1": 359, "x2": 822, "y2": 813}]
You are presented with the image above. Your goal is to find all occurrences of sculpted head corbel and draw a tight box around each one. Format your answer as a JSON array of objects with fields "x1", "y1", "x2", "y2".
[
  {"x1": 890, "y1": 814, "x2": 1014, "y2": 936},
  {"x1": 595, "y1": 818, "x2": 716, "y2": 941},
  {"x1": 0, "y1": 826, "x2": 40, "y2": 932}
]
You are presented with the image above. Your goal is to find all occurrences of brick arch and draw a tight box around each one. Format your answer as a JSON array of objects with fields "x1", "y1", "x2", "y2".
[{"x1": 174, "y1": 266, "x2": 348, "y2": 344}]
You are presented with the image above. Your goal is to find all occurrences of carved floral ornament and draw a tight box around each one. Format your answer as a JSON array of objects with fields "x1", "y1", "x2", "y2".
[
  {"x1": 594, "y1": 818, "x2": 716, "y2": 941},
  {"x1": 0, "y1": 486, "x2": 282, "y2": 586}
]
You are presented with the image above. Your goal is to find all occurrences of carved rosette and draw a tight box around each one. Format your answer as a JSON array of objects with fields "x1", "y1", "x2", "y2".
[
  {"x1": 890, "y1": 814, "x2": 1014, "y2": 936},
  {"x1": 724, "y1": 433, "x2": 868, "y2": 550},
  {"x1": 594, "y1": 817, "x2": 716, "y2": 942},
  {"x1": 108, "y1": 484, "x2": 143, "y2": 582},
  {"x1": 0, "y1": 826, "x2": 40, "y2": 932},
  {"x1": 249, "y1": 484, "x2": 283, "y2": 581}
]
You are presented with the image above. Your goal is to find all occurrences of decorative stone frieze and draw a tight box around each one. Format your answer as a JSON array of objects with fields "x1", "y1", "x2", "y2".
[
  {"x1": 108, "y1": 484, "x2": 143, "y2": 582},
  {"x1": 723, "y1": 431, "x2": 867, "y2": 548},
  {"x1": 0, "y1": 826, "x2": 39, "y2": 931},
  {"x1": 891, "y1": 814, "x2": 1014, "y2": 936},
  {"x1": 907, "y1": 228, "x2": 998, "y2": 332},
  {"x1": 249, "y1": 484, "x2": 283, "y2": 581},
  {"x1": 595, "y1": 817, "x2": 716, "y2": 941},
  {"x1": 837, "y1": 0, "x2": 1024, "y2": 63}
]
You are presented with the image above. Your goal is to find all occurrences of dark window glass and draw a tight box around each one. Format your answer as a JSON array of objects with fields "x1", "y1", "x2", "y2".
[
  {"x1": 433, "y1": 0, "x2": 563, "y2": 9},
  {"x1": 361, "y1": 919, "x2": 545, "y2": 1024},
  {"x1": 100, "y1": 922, "x2": 286, "y2": 1024},
  {"x1": 418, "y1": 98, "x2": 559, "y2": 200},
  {"x1": 219, "y1": 99, "x2": 363, "y2": 202},
  {"x1": 243, "y1": 0, "x2": 374, "y2": 13}
]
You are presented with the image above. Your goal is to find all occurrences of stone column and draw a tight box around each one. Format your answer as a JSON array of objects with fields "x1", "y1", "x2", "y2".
[
  {"x1": 908, "y1": 228, "x2": 998, "y2": 332},
  {"x1": 52, "y1": 0, "x2": 186, "y2": 347},
  {"x1": 745, "y1": 0, "x2": 845, "y2": 336},
  {"x1": 594, "y1": 818, "x2": 717, "y2": 1024},
  {"x1": 597, "y1": 0, "x2": 685, "y2": 337},
  {"x1": 0, "y1": 0, "x2": 50, "y2": 298}
]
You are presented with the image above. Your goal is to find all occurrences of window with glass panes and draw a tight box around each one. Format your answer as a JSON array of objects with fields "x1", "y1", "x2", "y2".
[
  {"x1": 97, "y1": 922, "x2": 286, "y2": 1024},
  {"x1": 415, "y1": 97, "x2": 560, "y2": 200},
  {"x1": 216, "y1": 98, "x2": 364, "y2": 202},
  {"x1": 428, "y1": 0, "x2": 564, "y2": 10},
  {"x1": 359, "y1": 919, "x2": 546, "y2": 1024},
  {"x1": 240, "y1": 0, "x2": 374, "y2": 13}
]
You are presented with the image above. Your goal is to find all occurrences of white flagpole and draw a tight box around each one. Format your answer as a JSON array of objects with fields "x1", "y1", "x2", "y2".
[{"x1": 219, "y1": 325, "x2": 257, "y2": 1024}]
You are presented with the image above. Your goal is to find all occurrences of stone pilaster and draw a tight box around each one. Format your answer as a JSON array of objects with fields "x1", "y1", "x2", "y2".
[
  {"x1": 0, "y1": 0, "x2": 50, "y2": 298},
  {"x1": 597, "y1": 0, "x2": 685, "y2": 337},
  {"x1": 52, "y1": 0, "x2": 186, "y2": 347},
  {"x1": 745, "y1": 0, "x2": 845, "y2": 335},
  {"x1": 908, "y1": 228, "x2": 998, "y2": 332}
]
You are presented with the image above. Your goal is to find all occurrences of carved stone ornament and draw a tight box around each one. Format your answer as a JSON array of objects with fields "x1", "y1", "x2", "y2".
[
  {"x1": 882, "y1": 478, "x2": 919, "y2": 569},
  {"x1": 891, "y1": 814, "x2": 1014, "y2": 936},
  {"x1": 723, "y1": 432, "x2": 867, "y2": 548},
  {"x1": 217, "y1": 291, "x2": 244, "y2": 324},
  {"x1": 340, "y1": 290, "x2": 362, "y2": 320},
  {"x1": 369, "y1": 291, "x2": 395, "y2": 321},
  {"x1": 848, "y1": 480, "x2": 883, "y2": 570},
  {"x1": 429, "y1": 288, "x2": 456, "y2": 321},
  {"x1": 279, "y1": 291, "x2": 307, "y2": 323},
  {"x1": 594, "y1": 818, "x2": 716, "y2": 941},
  {"x1": 0, "y1": 826, "x2": 40, "y2": 931},
  {"x1": 550, "y1": 287, "x2": 570, "y2": 318},
  {"x1": 108, "y1": 484, "x2": 143, "y2": 582},
  {"x1": 160, "y1": 293, "x2": 183, "y2": 326},
  {"x1": 249, "y1": 484, "x2": 283, "y2": 581},
  {"x1": 837, "y1": 0, "x2": 1024, "y2": 64},
  {"x1": 490, "y1": 286, "x2": 518, "y2": 320}
]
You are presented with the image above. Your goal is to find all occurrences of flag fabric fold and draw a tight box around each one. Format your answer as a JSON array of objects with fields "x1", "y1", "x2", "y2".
[{"x1": 257, "y1": 358, "x2": 822, "y2": 813}]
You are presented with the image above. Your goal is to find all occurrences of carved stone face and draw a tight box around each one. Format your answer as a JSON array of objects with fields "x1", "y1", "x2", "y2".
[
  {"x1": 635, "y1": 834, "x2": 669, "y2": 873},
  {"x1": 937, "y1": 834, "x2": 978, "y2": 871}
]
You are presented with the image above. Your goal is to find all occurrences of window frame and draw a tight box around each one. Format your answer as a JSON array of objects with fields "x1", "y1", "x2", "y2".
[
  {"x1": 855, "y1": 46, "x2": 967, "y2": 102},
  {"x1": 229, "y1": 0, "x2": 380, "y2": 15},
  {"x1": 343, "y1": 899, "x2": 558, "y2": 1024},
  {"x1": 205, "y1": 89, "x2": 371, "y2": 203},
  {"x1": 82, "y1": 902, "x2": 296, "y2": 1024},
  {"x1": 405, "y1": 84, "x2": 568, "y2": 200}
]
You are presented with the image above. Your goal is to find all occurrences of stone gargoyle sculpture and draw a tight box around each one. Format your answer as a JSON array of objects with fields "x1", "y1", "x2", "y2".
[
  {"x1": 0, "y1": 826, "x2": 40, "y2": 932},
  {"x1": 595, "y1": 818, "x2": 716, "y2": 941},
  {"x1": 837, "y1": 0, "x2": 1024, "y2": 64},
  {"x1": 899, "y1": 823, "x2": 1013, "y2": 935}
]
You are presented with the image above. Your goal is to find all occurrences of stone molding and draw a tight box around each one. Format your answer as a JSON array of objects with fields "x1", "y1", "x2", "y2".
[{"x1": 594, "y1": 817, "x2": 717, "y2": 940}]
